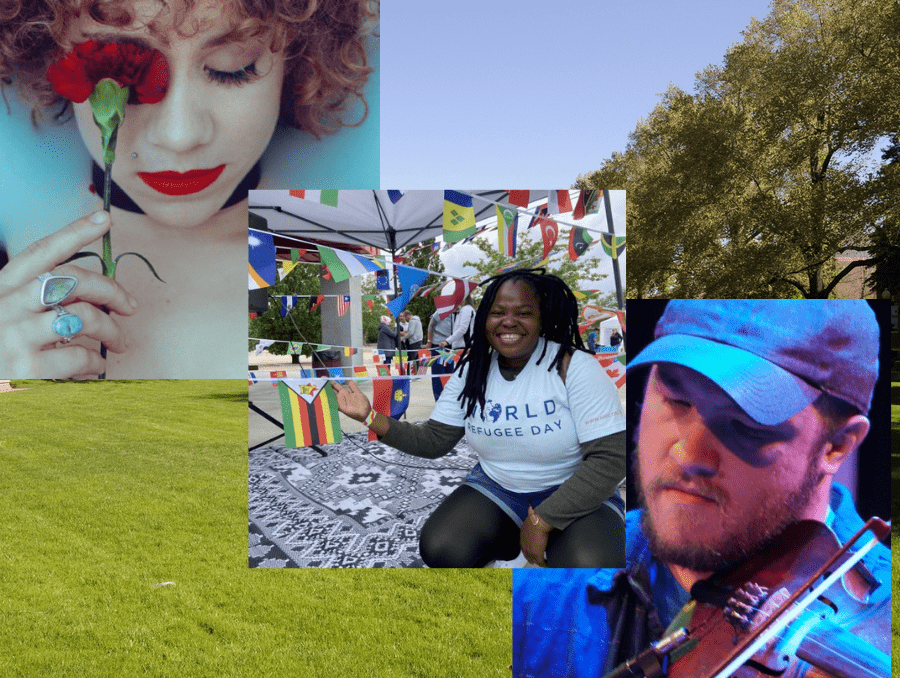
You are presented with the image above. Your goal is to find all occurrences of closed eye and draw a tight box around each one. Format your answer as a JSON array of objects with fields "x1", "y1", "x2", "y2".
[{"x1": 205, "y1": 62, "x2": 258, "y2": 86}]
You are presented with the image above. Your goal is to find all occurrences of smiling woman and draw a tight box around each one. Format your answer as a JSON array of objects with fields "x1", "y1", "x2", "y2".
[{"x1": 0, "y1": 0, "x2": 378, "y2": 378}]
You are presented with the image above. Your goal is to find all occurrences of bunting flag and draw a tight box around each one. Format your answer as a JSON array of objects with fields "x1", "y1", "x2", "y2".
[
  {"x1": 317, "y1": 246, "x2": 382, "y2": 283},
  {"x1": 280, "y1": 296, "x2": 298, "y2": 318},
  {"x1": 496, "y1": 203, "x2": 519, "y2": 257},
  {"x1": 538, "y1": 213, "x2": 559, "y2": 260},
  {"x1": 376, "y1": 364, "x2": 391, "y2": 376},
  {"x1": 594, "y1": 354, "x2": 626, "y2": 389},
  {"x1": 278, "y1": 379, "x2": 342, "y2": 447},
  {"x1": 288, "y1": 342, "x2": 302, "y2": 355},
  {"x1": 309, "y1": 295, "x2": 325, "y2": 312},
  {"x1": 508, "y1": 190, "x2": 530, "y2": 208},
  {"x1": 615, "y1": 309, "x2": 626, "y2": 334},
  {"x1": 547, "y1": 190, "x2": 573, "y2": 215},
  {"x1": 601, "y1": 234, "x2": 626, "y2": 259},
  {"x1": 249, "y1": 372, "x2": 258, "y2": 385},
  {"x1": 568, "y1": 226, "x2": 595, "y2": 261},
  {"x1": 573, "y1": 189, "x2": 601, "y2": 219},
  {"x1": 328, "y1": 366, "x2": 346, "y2": 383},
  {"x1": 279, "y1": 260, "x2": 300, "y2": 279},
  {"x1": 372, "y1": 351, "x2": 382, "y2": 364},
  {"x1": 249, "y1": 230, "x2": 276, "y2": 289},
  {"x1": 354, "y1": 365, "x2": 369, "y2": 378},
  {"x1": 337, "y1": 294, "x2": 351, "y2": 317},
  {"x1": 442, "y1": 190, "x2": 476, "y2": 242},
  {"x1": 363, "y1": 295, "x2": 375, "y2": 311},
  {"x1": 270, "y1": 370, "x2": 287, "y2": 379},
  {"x1": 300, "y1": 368, "x2": 312, "y2": 378},
  {"x1": 375, "y1": 269, "x2": 390, "y2": 290},
  {"x1": 385, "y1": 265, "x2": 429, "y2": 317},
  {"x1": 296, "y1": 189, "x2": 338, "y2": 207},
  {"x1": 344, "y1": 346, "x2": 358, "y2": 357},
  {"x1": 434, "y1": 278, "x2": 478, "y2": 320},
  {"x1": 369, "y1": 378, "x2": 410, "y2": 441},
  {"x1": 387, "y1": 190, "x2": 405, "y2": 204},
  {"x1": 290, "y1": 248, "x2": 301, "y2": 263}
]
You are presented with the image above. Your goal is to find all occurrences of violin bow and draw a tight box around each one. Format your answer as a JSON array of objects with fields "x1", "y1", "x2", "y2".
[{"x1": 707, "y1": 517, "x2": 890, "y2": 678}]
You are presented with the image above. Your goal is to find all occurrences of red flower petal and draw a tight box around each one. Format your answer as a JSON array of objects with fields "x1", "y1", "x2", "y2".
[{"x1": 46, "y1": 39, "x2": 169, "y2": 106}]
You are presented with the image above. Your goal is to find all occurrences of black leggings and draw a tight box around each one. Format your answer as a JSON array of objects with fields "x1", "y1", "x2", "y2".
[{"x1": 418, "y1": 485, "x2": 625, "y2": 568}]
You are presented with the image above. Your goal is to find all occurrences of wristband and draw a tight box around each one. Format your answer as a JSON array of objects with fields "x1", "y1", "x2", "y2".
[{"x1": 363, "y1": 410, "x2": 377, "y2": 428}]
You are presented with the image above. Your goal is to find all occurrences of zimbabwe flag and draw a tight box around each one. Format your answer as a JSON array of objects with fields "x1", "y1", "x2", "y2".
[{"x1": 278, "y1": 379, "x2": 342, "y2": 447}]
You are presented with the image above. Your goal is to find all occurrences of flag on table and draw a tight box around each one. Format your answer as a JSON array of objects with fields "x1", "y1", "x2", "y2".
[
  {"x1": 573, "y1": 189, "x2": 601, "y2": 219},
  {"x1": 547, "y1": 190, "x2": 573, "y2": 215},
  {"x1": 309, "y1": 295, "x2": 325, "y2": 312},
  {"x1": 442, "y1": 190, "x2": 476, "y2": 242},
  {"x1": 508, "y1": 190, "x2": 529, "y2": 207},
  {"x1": 601, "y1": 234, "x2": 626, "y2": 259},
  {"x1": 278, "y1": 379, "x2": 342, "y2": 447},
  {"x1": 386, "y1": 265, "x2": 429, "y2": 317},
  {"x1": 249, "y1": 230, "x2": 276, "y2": 289},
  {"x1": 337, "y1": 295, "x2": 351, "y2": 317},
  {"x1": 387, "y1": 190, "x2": 405, "y2": 204},
  {"x1": 568, "y1": 226, "x2": 595, "y2": 261},
  {"x1": 288, "y1": 342, "x2": 302, "y2": 355},
  {"x1": 496, "y1": 203, "x2": 518, "y2": 257},
  {"x1": 369, "y1": 378, "x2": 410, "y2": 441}
]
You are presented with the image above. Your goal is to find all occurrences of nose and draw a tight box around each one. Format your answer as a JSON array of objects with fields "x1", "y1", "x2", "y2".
[
  {"x1": 144, "y1": 67, "x2": 213, "y2": 155},
  {"x1": 670, "y1": 412, "x2": 720, "y2": 478}
]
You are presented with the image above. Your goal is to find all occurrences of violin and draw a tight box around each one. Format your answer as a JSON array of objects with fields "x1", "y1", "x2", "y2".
[{"x1": 604, "y1": 517, "x2": 890, "y2": 678}]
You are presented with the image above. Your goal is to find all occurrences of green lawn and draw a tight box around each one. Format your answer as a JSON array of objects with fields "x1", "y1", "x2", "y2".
[{"x1": 0, "y1": 381, "x2": 511, "y2": 677}]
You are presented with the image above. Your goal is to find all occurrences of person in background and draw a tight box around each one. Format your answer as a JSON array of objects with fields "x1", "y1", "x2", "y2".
[
  {"x1": 400, "y1": 311, "x2": 423, "y2": 350},
  {"x1": 609, "y1": 327, "x2": 622, "y2": 348},
  {"x1": 377, "y1": 315, "x2": 399, "y2": 364},
  {"x1": 427, "y1": 309, "x2": 453, "y2": 400},
  {"x1": 441, "y1": 295, "x2": 475, "y2": 351}
]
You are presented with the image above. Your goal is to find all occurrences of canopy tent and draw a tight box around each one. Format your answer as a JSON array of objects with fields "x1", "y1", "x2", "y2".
[{"x1": 249, "y1": 190, "x2": 509, "y2": 254}]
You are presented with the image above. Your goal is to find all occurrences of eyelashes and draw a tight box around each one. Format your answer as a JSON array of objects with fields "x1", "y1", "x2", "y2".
[{"x1": 204, "y1": 62, "x2": 259, "y2": 86}]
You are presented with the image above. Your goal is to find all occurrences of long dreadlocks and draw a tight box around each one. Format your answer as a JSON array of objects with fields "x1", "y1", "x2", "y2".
[{"x1": 456, "y1": 268, "x2": 587, "y2": 420}]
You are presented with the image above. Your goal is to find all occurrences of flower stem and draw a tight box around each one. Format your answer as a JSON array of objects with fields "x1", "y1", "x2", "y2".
[{"x1": 98, "y1": 161, "x2": 115, "y2": 380}]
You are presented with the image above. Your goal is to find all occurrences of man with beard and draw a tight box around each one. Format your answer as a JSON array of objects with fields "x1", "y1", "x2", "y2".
[{"x1": 512, "y1": 300, "x2": 890, "y2": 678}]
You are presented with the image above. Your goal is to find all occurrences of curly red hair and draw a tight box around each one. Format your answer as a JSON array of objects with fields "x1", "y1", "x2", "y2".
[{"x1": 0, "y1": 0, "x2": 376, "y2": 137}]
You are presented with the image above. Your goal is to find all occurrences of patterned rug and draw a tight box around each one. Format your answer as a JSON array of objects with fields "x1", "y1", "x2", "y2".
[{"x1": 249, "y1": 430, "x2": 477, "y2": 568}]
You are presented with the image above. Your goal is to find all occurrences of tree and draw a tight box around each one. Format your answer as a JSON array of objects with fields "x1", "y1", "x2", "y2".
[
  {"x1": 248, "y1": 262, "x2": 323, "y2": 362},
  {"x1": 461, "y1": 233, "x2": 617, "y2": 309},
  {"x1": 581, "y1": 0, "x2": 898, "y2": 298}
]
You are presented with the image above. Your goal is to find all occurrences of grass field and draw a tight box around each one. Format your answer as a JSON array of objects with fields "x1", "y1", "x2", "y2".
[{"x1": 0, "y1": 380, "x2": 511, "y2": 677}]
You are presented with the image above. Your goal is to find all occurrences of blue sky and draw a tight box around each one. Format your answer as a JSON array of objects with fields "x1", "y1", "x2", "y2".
[{"x1": 380, "y1": 0, "x2": 774, "y2": 188}]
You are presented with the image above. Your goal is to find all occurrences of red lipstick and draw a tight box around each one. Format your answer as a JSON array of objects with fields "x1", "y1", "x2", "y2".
[{"x1": 138, "y1": 165, "x2": 226, "y2": 195}]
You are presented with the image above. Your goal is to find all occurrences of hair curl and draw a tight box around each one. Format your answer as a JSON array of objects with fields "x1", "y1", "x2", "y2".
[
  {"x1": 0, "y1": 0, "x2": 376, "y2": 136},
  {"x1": 456, "y1": 269, "x2": 588, "y2": 420}
]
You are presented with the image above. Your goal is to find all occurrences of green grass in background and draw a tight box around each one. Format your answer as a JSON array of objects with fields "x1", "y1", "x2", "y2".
[{"x1": 0, "y1": 380, "x2": 511, "y2": 677}]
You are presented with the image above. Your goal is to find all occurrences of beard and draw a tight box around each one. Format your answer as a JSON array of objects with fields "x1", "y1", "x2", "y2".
[{"x1": 635, "y1": 445, "x2": 823, "y2": 573}]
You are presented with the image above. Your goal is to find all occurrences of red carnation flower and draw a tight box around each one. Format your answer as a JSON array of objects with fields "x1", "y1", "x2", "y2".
[{"x1": 46, "y1": 40, "x2": 169, "y2": 105}]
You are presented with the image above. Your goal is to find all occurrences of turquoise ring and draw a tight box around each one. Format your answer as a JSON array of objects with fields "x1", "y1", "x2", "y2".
[{"x1": 52, "y1": 306, "x2": 83, "y2": 343}]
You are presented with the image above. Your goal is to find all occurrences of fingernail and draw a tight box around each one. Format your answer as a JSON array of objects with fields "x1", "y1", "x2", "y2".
[{"x1": 90, "y1": 211, "x2": 109, "y2": 224}]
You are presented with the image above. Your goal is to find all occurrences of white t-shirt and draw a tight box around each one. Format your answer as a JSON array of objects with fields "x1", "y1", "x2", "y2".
[{"x1": 430, "y1": 338, "x2": 625, "y2": 492}]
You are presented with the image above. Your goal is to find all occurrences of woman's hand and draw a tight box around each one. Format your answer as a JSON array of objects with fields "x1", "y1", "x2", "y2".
[
  {"x1": 0, "y1": 211, "x2": 138, "y2": 378},
  {"x1": 331, "y1": 380, "x2": 372, "y2": 422},
  {"x1": 521, "y1": 506, "x2": 553, "y2": 567}
]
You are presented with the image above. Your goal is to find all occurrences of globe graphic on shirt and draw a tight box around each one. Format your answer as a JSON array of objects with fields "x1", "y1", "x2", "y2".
[{"x1": 481, "y1": 400, "x2": 503, "y2": 423}]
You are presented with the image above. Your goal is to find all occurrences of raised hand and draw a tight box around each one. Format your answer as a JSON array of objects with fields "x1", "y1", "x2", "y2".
[
  {"x1": 331, "y1": 380, "x2": 372, "y2": 422},
  {"x1": 0, "y1": 211, "x2": 138, "y2": 378}
]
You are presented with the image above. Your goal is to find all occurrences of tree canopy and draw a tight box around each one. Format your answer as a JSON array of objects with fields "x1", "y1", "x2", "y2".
[{"x1": 579, "y1": 0, "x2": 898, "y2": 298}]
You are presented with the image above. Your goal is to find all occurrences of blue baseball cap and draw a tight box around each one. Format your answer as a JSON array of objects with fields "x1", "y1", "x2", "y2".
[{"x1": 627, "y1": 300, "x2": 879, "y2": 425}]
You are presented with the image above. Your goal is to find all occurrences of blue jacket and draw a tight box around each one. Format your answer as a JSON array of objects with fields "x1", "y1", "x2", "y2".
[{"x1": 512, "y1": 483, "x2": 890, "y2": 678}]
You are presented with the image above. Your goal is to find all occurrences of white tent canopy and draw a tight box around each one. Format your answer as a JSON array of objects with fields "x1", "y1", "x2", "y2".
[{"x1": 249, "y1": 189, "x2": 509, "y2": 253}]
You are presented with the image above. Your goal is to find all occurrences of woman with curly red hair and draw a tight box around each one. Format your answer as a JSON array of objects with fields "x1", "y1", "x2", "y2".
[{"x1": 0, "y1": 0, "x2": 377, "y2": 378}]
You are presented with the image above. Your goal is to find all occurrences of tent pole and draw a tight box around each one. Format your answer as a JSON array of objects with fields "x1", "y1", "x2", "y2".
[{"x1": 603, "y1": 191, "x2": 624, "y2": 309}]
